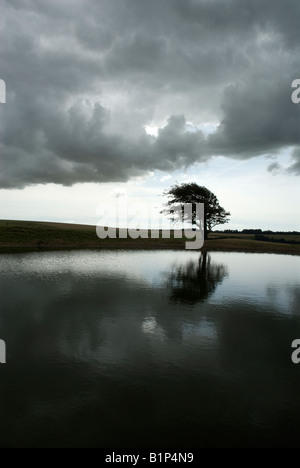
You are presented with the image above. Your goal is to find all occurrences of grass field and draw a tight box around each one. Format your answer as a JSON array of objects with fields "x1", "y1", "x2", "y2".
[{"x1": 0, "y1": 220, "x2": 299, "y2": 255}]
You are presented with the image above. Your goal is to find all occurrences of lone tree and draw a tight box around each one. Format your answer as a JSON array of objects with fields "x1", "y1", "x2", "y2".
[{"x1": 162, "y1": 183, "x2": 231, "y2": 239}]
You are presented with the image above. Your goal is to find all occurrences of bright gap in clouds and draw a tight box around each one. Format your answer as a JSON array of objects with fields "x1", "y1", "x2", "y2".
[
  {"x1": 144, "y1": 125, "x2": 159, "y2": 137},
  {"x1": 144, "y1": 121, "x2": 220, "y2": 138}
]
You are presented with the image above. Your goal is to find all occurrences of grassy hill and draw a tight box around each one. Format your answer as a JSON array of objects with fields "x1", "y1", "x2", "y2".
[{"x1": 0, "y1": 220, "x2": 299, "y2": 255}]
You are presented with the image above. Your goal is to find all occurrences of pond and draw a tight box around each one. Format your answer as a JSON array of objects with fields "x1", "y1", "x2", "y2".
[{"x1": 0, "y1": 250, "x2": 299, "y2": 448}]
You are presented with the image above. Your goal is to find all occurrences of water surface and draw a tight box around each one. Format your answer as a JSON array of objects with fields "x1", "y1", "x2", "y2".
[{"x1": 0, "y1": 250, "x2": 299, "y2": 448}]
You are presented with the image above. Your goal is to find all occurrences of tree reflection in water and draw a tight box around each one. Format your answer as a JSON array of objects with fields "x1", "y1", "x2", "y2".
[{"x1": 166, "y1": 252, "x2": 228, "y2": 305}]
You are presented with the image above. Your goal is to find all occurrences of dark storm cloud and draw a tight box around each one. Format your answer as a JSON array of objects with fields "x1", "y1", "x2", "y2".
[{"x1": 1, "y1": 0, "x2": 300, "y2": 188}]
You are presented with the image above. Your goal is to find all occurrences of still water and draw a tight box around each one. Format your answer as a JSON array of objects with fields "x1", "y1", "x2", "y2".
[{"x1": 0, "y1": 250, "x2": 299, "y2": 448}]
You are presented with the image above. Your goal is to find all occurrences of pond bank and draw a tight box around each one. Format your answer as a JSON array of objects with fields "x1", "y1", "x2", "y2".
[{"x1": 0, "y1": 220, "x2": 299, "y2": 255}]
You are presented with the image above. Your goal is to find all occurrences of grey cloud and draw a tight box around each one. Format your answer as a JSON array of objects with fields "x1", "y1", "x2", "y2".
[
  {"x1": 208, "y1": 74, "x2": 300, "y2": 158},
  {"x1": 267, "y1": 162, "x2": 281, "y2": 174},
  {"x1": 287, "y1": 149, "x2": 300, "y2": 175},
  {"x1": 1, "y1": 0, "x2": 300, "y2": 189},
  {"x1": 267, "y1": 149, "x2": 300, "y2": 176}
]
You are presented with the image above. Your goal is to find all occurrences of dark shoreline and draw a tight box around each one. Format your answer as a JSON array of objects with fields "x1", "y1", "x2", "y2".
[
  {"x1": 1, "y1": 220, "x2": 299, "y2": 256},
  {"x1": 1, "y1": 240, "x2": 299, "y2": 256}
]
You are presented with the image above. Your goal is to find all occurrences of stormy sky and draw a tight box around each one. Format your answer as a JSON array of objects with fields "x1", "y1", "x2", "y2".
[{"x1": 0, "y1": 0, "x2": 299, "y2": 229}]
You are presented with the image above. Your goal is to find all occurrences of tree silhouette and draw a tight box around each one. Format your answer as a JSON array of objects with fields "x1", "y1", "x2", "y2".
[
  {"x1": 162, "y1": 183, "x2": 230, "y2": 239},
  {"x1": 165, "y1": 252, "x2": 228, "y2": 305}
]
